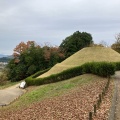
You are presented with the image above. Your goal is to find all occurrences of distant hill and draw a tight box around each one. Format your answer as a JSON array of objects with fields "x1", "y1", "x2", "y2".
[
  {"x1": 0, "y1": 54, "x2": 9, "y2": 58},
  {"x1": 7, "y1": 55, "x2": 13, "y2": 59},
  {"x1": 0, "y1": 55, "x2": 13, "y2": 62},
  {"x1": 38, "y1": 46, "x2": 120, "y2": 78}
]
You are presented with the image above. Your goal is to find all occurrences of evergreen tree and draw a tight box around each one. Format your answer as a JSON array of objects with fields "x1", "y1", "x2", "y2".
[{"x1": 60, "y1": 31, "x2": 93, "y2": 58}]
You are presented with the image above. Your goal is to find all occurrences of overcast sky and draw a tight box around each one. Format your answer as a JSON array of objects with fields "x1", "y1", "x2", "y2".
[{"x1": 0, "y1": 0, "x2": 120, "y2": 55}]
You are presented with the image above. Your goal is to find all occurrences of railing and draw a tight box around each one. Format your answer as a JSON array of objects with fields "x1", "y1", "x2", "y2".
[{"x1": 89, "y1": 77, "x2": 110, "y2": 120}]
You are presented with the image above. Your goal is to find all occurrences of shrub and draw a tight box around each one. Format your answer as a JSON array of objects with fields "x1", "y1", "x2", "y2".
[
  {"x1": 0, "y1": 73, "x2": 8, "y2": 85},
  {"x1": 82, "y1": 62, "x2": 115, "y2": 77},
  {"x1": 94, "y1": 62, "x2": 115, "y2": 77},
  {"x1": 25, "y1": 68, "x2": 50, "y2": 85},
  {"x1": 25, "y1": 62, "x2": 116, "y2": 86},
  {"x1": 114, "y1": 62, "x2": 120, "y2": 71}
]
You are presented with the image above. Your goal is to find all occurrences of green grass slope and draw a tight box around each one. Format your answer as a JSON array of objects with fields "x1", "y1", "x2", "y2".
[{"x1": 38, "y1": 46, "x2": 120, "y2": 78}]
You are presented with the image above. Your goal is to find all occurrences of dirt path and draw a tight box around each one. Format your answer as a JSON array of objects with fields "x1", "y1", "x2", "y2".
[{"x1": 0, "y1": 83, "x2": 26, "y2": 106}]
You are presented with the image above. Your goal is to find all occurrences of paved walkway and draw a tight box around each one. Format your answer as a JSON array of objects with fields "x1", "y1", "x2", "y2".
[
  {"x1": 109, "y1": 71, "x2": 120, "y2": 120},
  {"x1": 114, "y1": 71, "x2": 120, "y2": 120},
  {"x1": 0, "y1": 83, "x2": 26, "y2": 106}
]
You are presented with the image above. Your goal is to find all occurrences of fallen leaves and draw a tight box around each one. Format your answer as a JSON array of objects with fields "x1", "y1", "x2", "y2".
[{"x1": 0, "y1": 77, "x2": 113, "y2": 120}]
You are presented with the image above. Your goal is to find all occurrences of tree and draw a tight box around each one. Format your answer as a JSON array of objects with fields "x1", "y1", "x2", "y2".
[
  {"x1": 60, "y1": 31, "x2": 93, "y2": 58},
  {"x1": 111, "y1": 33, "x2": 120, "y2": 53},
  {"x1": 13, "y1": 41, "x2": 37, "y2": 63},
  {"x1": 99, "y1": 40, "x2": 108, "y2": 47},
  {"x1": 43, "y1": 46, "x2": 65, "y2": 67},
  {"x1": 7, "y1": 41, "x2": 65, "y2": 81},
  {"x1": 115, "y1": 33, "x2": 120, "y2": 43}
]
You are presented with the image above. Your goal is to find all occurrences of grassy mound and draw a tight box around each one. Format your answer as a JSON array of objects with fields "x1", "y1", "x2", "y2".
[{"x1": 38, "y1": 47, "x2": 120, "y2": 78}]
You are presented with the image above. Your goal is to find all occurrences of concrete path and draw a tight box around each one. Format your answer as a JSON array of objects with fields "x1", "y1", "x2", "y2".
[
  {"x1": 114, "y1": 71, "x2": 120, "y2": 120},
  {"x1": 0, "y1": 83, "x2": 26, "y2": 106},
  {"x1": 109, "y1": 71, "x2": 120, "y2": 120}
]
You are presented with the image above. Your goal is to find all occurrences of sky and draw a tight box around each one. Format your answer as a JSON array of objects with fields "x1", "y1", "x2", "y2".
[{"x1": 0, "y1": 0, "x2": 120, "y2": 55}]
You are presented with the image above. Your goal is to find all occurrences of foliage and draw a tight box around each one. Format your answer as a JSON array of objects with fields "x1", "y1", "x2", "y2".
[
  {"x1": 60, "y1": 31, "x2": 93, "y2": 58},
  {"x1": 111, "y1": 33, "x2": 120, "y2": 53},
  {"x1": 0, "y1": 69, "x2": 8, "y2": 85},
  {"x1": 115, "y1": 33, "x2": 120, "y2": 43},
  {"x1": 25, "y1": 62, "x2": 115, "y2": 86},
  {"x1": 7, "y1": 41, "x2": 65, "y2": 82},
  {"x1": 82, "y1": 62, "x2": 115, "y2": 77},
  {"x1": 113, "y1": 62, "x2": 120, "y2": 70},
  {"x1": 111, "y1": 42, "x2": 120, "y2": 53}
]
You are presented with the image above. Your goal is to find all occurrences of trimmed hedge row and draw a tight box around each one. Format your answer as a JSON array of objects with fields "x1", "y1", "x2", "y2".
[
  {"x1": 25, "y1": 62, "x2": 117, "y2": 86},
  {"x1": 114, "y1": 62, "x2": 120, "y2": 71},
  {"x1": 82, "y1": 62, "x2": 115, "y2": 77}
]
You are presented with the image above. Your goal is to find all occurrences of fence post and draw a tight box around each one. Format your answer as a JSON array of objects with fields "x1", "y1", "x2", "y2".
[
  {"x1": 89, "y1": 76, "x2": 110, "y2": 120},
  {"x1": 99, "y1": 94, "x2": 102, "y2": 103},
  {"x1": 94, "y1": 104, "x2": 97, "y2": 115},
  {"x1": 89, "y1": 112, "x2": 92, "y2": 120},
  {"x1": 102, "y1": 91, "x2": 104, "y2": 98},
  {"x1": 97, "y1": 99, "x2": 100, "y2": 108}
]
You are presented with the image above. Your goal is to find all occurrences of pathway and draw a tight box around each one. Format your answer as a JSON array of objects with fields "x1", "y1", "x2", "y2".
[
  {"x1": 109, "y1": 71, "x2": 120, "y2": 120},
  {"x1": 114, "y1": 71, "x2": 120, "y2": 120},
  {"x1": 0, "y1": 83, "x2": 26, "y2": 106}
]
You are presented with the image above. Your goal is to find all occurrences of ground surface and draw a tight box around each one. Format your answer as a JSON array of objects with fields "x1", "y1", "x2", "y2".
[
  {"x1": 0, "y1": 83, "x2": 26, "y2": 106},
  {"x1": 0, "y1": 74, "x2": 113, "y2": 120},
  {"x1": 114, "y1": 71, "x2": 120, "y2": 120}
]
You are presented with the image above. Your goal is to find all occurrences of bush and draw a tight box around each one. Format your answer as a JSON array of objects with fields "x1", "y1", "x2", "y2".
[
  {"x1": 114, "y1": 62, "x2": 120, "y2": 71},
  {"x1": 82, "y1": 62, "x2": 115, "y2": 77},
  {"x1": 25, "y1": 68, "x2": 51, "y2": 85},
  {"x1": 97, "y1": 62, "x2": 115, "y2": 77},
  {"x1": 25, "y1": 62, "x2": 116, "y2": 86},
  {"x1": 0, "y1": 73, "x2": 8, "y2": 85}
]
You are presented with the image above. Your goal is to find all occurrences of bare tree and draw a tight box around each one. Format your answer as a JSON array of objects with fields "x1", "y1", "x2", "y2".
[
  {"x1": 115, "y1": 33, "x2": 120, "y2": 43},
  {"x1": 111, "y1": 33, "x2": 120, "y2": 53},
  {"x1": 99, "y1": 40, "x2": 108, "y2": 47}
]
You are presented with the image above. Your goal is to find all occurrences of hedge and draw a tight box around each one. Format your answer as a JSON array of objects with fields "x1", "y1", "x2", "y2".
[
  {"x1": 114, "y1": 62, "x2": 120, "y2": 71},
  {"x1": 25, "y1": 62, "x2": 117, "y2": 86},
  {"x1": 82, "y1": 62, "x2": 115, "y2": 77}
]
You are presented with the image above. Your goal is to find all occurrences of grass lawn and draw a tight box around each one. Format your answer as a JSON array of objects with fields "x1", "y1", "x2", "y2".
[
  {"x1": 0, "y1": 81, "x2": 20, "y2": 89},
  {"x1": 0, "y1": 74, "x2": 108, "y2": 111}
]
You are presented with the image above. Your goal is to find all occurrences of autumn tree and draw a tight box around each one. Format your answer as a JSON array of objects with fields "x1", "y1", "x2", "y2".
[
  {"x1": 13, "y1": 41, "x2": 36, "y2": 63},
  {"x1": 7, "y1": 41, "x2": 65, "y2": 81},
  {"x1": 43, "y1": 46, "x2": 65, "y2": 67}
]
